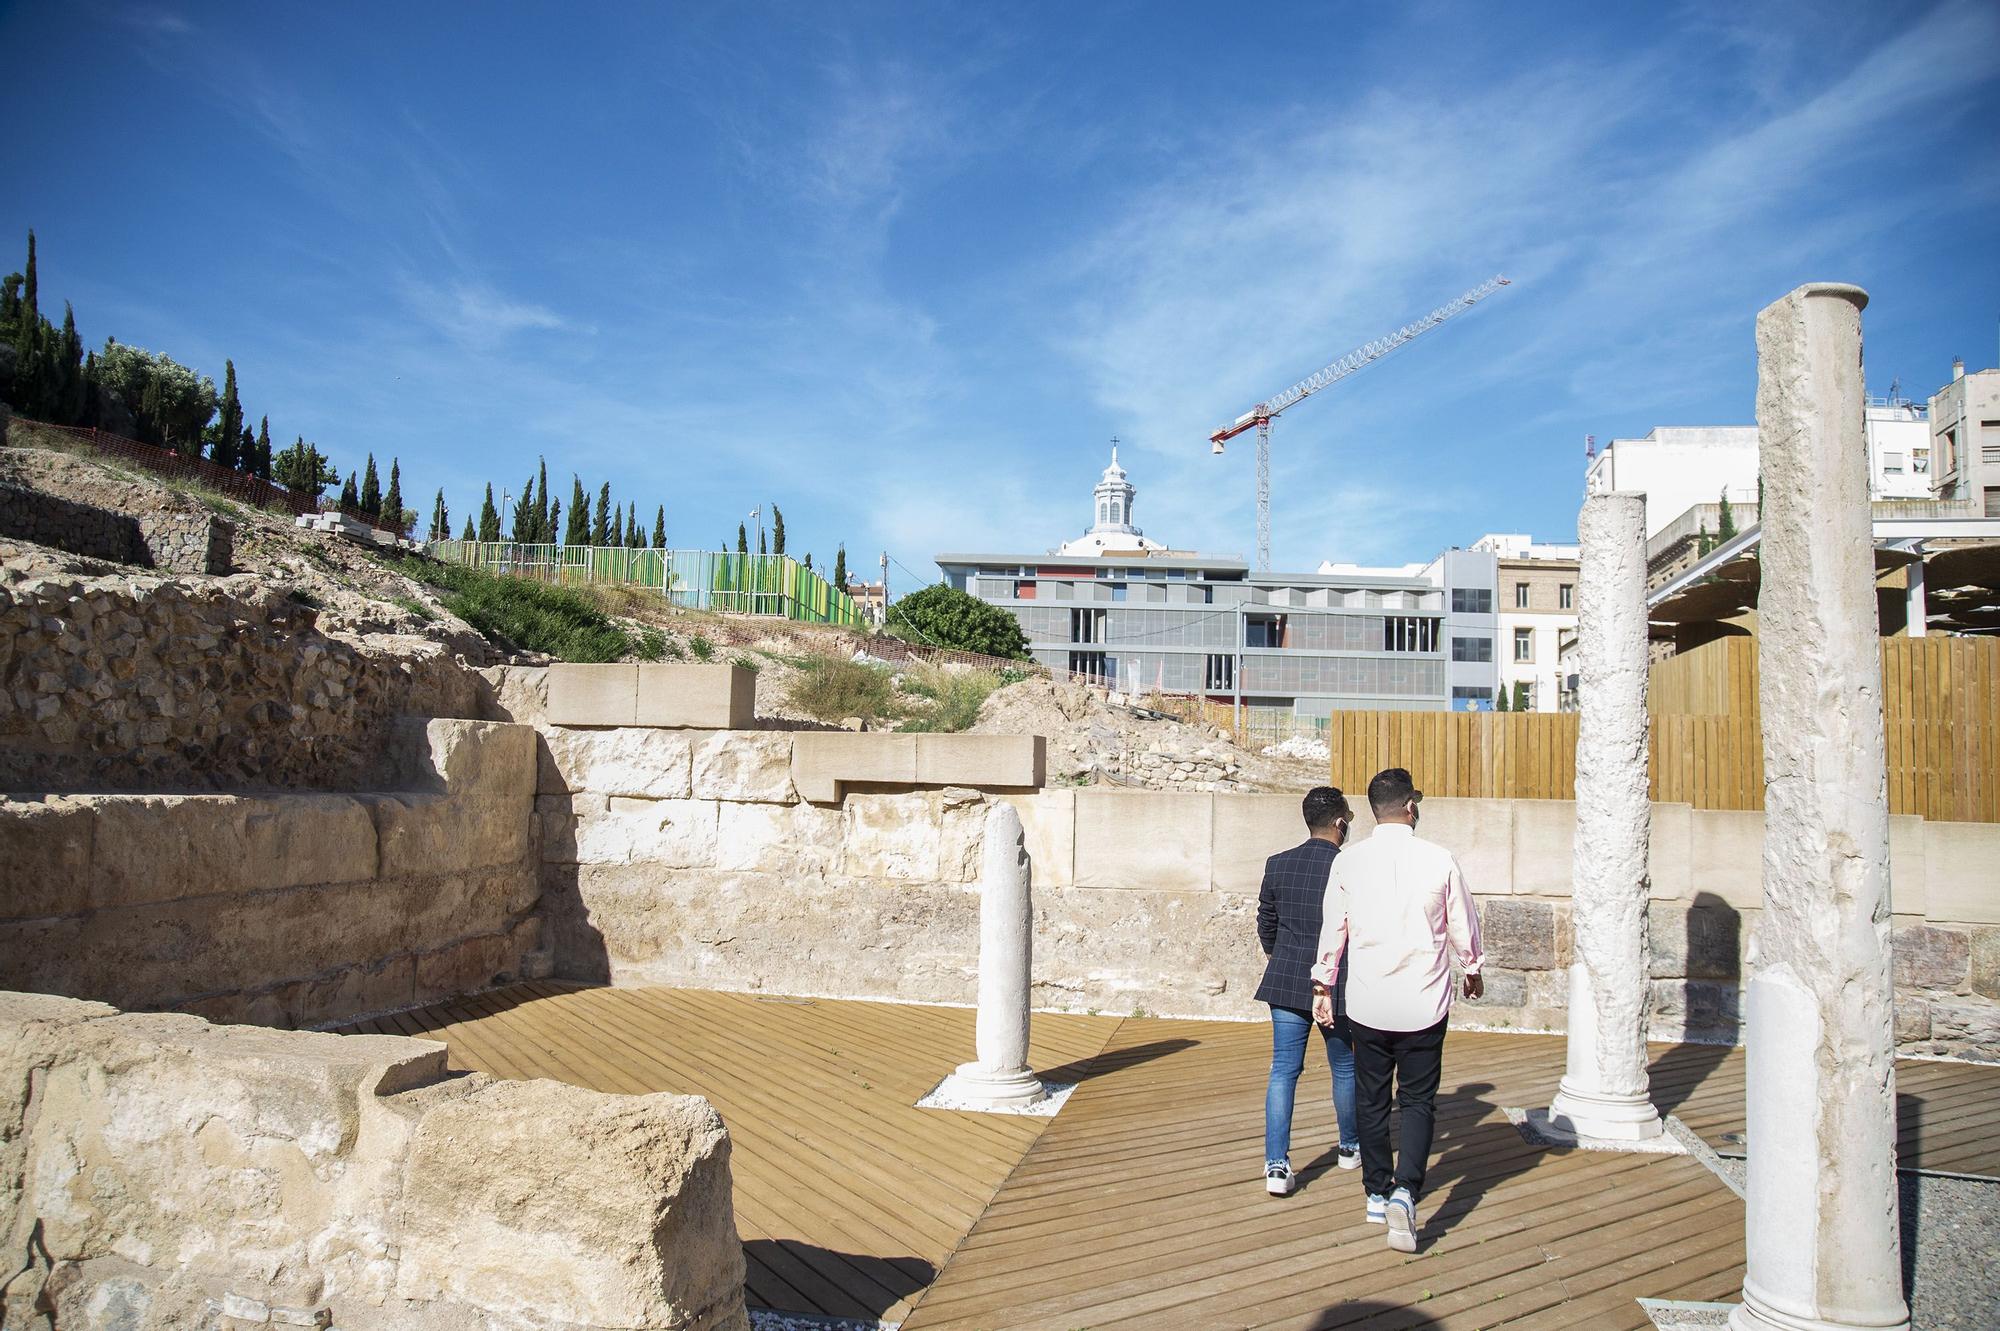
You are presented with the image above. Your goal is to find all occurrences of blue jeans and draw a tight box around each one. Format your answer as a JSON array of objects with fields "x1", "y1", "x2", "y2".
[{"x1": 1266, "y1": 1004, "x2": 1358, "y2": 1166}]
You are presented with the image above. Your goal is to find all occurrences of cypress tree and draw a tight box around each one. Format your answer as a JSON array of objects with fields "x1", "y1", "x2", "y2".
[
  {"x1": 360, "y1": 454, "x2": 381, "y2": 516},
  {"x1": 513, "y1": 472, "x2": 537, "y2": 542},
  {"x1": 340, "y1": 471, "x2": 359, "y2": 510},
  {"x1": 383, "y1": 460, "x2": 404, "y2": 533},
  {"x1": 80, "y1": 349, "x2": 98, "y2": 426},
  {"x1": 592, "y1": 483, "x2": 611, "y2": 546},
  {"x1": 566, "y1": 476, "x2": 588, "y2": 545},
  {"x1": 16, "y1": 229, "x2": 38, "y2": 344},
  {"x1": 737, "y1": 523, "x2": 748, "y2": 556},
  {"x1": 430, "y1": 489, "x2": 448, "y2": 540},
  {"x1": 255, "y1": 417, "x2": 272, "y2": 479},
  {"x1": 240, "y1": 426, "x2": 256, "y2": 473},
  {"x1": 653, "y1": 505, "x2": 666, "y2": 548},
  {"x1": 772, "y1": 506, "x2": 786, "y2": 556},
  {"x1": 478, "y1": 484, "x2": 500, "y2": 541},
  {"x1": 758, "y1": 527, "x2": 767, "y2": 556},
  {"x1": 57, "y1": 303, "x2": 85, "y2": 424},
  {"x1": 1717, "y1": 489, "x2": 1737, "y2": 540},
  {"x1": 461, "y1": 516, "x2": 476, "y2": 541},
  {"x1": 548, "y1": 498, "x2": 561, "y2": 547},
  {"x1": 215, "y1": 360, "x2": 243, "y2": 467},
  {"x1": 534, "y1": 458, "x2": 550, "y2": 543},
  {"x1": 833, "y1": 545, "x2": 847, "y2": 590}
]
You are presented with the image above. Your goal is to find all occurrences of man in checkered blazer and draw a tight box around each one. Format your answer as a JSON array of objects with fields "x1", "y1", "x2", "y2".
[{"x1": 1254, "y1": 786, "x2": 1359, "y2": 1196}]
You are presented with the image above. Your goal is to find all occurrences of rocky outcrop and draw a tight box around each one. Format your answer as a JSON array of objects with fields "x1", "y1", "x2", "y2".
[{"x1": 0, "y1": 991, "x2": 748, "y2": 1331}]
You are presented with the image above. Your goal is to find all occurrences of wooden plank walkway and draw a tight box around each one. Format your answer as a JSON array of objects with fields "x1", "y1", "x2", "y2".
[
  {"x1": 344, "y1": 982, "x2": 1119, "y2": 1323},
  {"x1": 344, "y1": 987, "x2": 2000, "y2": 1327}
]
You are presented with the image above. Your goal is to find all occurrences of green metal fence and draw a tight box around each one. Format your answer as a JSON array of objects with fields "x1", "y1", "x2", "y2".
[{"x1": 427, "y1": 541, "x2": 868, "y2": 629}]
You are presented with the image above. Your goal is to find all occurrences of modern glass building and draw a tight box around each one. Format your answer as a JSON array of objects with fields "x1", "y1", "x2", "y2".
[{"x1": 937, "y1": 449, "x2": 1500, "y2": 724}]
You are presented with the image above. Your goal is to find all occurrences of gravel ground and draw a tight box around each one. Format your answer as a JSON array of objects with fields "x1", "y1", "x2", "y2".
[{"x1": 1703, "y1": 1153, "x2": 1999, "y2": 1331}]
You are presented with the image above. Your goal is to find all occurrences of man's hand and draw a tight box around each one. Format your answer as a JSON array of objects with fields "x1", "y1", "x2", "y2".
[
  {"x1": 1311, "y1": 991, "x2": 1333, "y2": 1026},
  {"x1": 1463, "y1": 972, "x2": 1484, "y2": 1001}
]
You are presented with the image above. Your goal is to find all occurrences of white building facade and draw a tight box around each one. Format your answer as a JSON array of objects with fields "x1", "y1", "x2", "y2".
[{"x1": 1473, "y1": 533, "x2": 1579, "y2": 713}]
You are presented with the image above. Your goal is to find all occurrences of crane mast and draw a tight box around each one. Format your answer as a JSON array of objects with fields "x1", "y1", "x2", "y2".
[{"x1": 1210, "y1": 275, "x2": 1511, "y2": 570}]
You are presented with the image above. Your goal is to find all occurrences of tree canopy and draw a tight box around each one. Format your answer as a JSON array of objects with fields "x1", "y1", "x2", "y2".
[{"x1": 888, "y1": 583, "x2": 1030, "y2": 659}]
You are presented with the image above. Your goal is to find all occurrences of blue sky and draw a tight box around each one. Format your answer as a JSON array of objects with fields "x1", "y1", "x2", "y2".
[{"x1": 3, "y1": 2, "x2": 1996, "y2": 580}]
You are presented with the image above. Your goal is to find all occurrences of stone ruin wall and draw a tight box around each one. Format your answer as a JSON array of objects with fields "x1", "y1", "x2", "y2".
[
  {"x1": 0, "y1": 991, "x2": 748, "y2": 1331},
  {"x1": 0, "y1": 479, "x2": 232, "y2": 574},
  {"x1": 0, "y1": 719, "x2": 545, "y2": 1030},
  {"x1": 0, "y1": 568, "x2": 482, "y2": 793},
  {"x1": 490, "y1": 666, "x2": 2000, "y2": 1059}
]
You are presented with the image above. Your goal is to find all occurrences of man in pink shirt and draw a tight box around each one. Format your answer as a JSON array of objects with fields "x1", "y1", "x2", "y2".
[{"x1": 1311, "y1": 767, "x2": 1483, "y2": 1253}]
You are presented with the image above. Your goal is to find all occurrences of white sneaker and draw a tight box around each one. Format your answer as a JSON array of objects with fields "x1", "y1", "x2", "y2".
[
  {"x1": 1337, "y1": 1145, "x2": 1361, "y2": 1170},
  {"x1": 1386, "y1": 1186, "x2": 1417, "y2": 1252},
  {"x1": 1265, "y1": 1161, "x2": 1297, "y2": 1196},
  {"x1": 1365, "y1": 1193, "x2": 1387, "y2": 1224}
]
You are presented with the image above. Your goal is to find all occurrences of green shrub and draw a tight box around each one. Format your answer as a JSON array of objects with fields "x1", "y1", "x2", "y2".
[
  {"x1": 634, "y1": 627, "x2": 674, "y2": 660},
  {"x1": 783, "y1": 653, "x2": 900, "y2": 725},
  {"x1": 383, "y1": 556, "x2": 633, "y2": 662},
  {"x1": 887, "y1": 584, "x2": 1029, "y2": 659},
  {"x1": 897, "y1": 665, "x2": 1003, "y2": 733},
  {"x1": 689, "y1": 634, "x2": 715, "y2": 661},
  {"x1": 391, "y1": 595, "x2": 436, "y2": 623}
]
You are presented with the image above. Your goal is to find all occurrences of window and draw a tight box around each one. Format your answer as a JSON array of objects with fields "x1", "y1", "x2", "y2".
[
  {"x1": 1514, "y1": 627, "x2": 1533, "y2": 662},
  {"x1": 1384, "y1": 616, "x2": 1439, "y2": 652},
  {"x1": 1514, "y1": 582, "x2": 1529, "y2": 608},
  {"x1": 1097, "y1": 501, "x2": 1108, "y2": 525},
  {"x1": 1883, "y1": 452, "x2": 1904, "y2": 474},
  {"x1": 1559, "y1": 583, "x2": 1574, "y2": 610},
  {"x1": 1068, "y1": 651, "x2": 1107, "y2": 681},
  {"x1": 1110, "y1": 501, "x2": 1123, "y2": 524},
  {"x1": 1110, "y1": 584, "x2": 1127, "y2": 602},
  {"x1": 1205, "y1": 654, "x2": 1235, "y2": 691},
  {"x1": 1986, "y1": 487, "x2": 2000, "y2": 519},
  {"x1": 1451, "y1": 635, "x2": 1493, "y2": 663},
  {"x1": 1451, "y1": 588, "x2": 1493, "y2": 614},
  {"x1": 1013, "y1": 580, "x2": 1036, "y2": 600},
  {"x1": 1070, "y1": 608, "x2": 1106, "y2": 644},
  {"x1": 1913, "y1": 451, "x2": 1930, "y2": 475}
]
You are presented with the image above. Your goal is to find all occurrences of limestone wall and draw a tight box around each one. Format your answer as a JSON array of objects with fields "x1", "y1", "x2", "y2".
[
  {"x1": 0, "y1": 719, "x2": 544, "y2": 1029},
  {"x1": 0, "y1": 570, "x2": 481, "y2": 791},
  {"x1": 525, "y1": 706, "x2": 1999, "y2": 1056},
  {"x1": 0, "y1": 990, "x2": 748, "y2": 1331},
  {"x1": 0, "y1": 479, "x2": 232, "y2": 573}
]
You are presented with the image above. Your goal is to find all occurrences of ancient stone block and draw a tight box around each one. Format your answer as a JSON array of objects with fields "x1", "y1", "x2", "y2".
[
  {"x1": 1208, "y1": 794, "x2": 1307, "y2": 896},
  {"x1": 1922, "y1": 820, "x2": 2000, "y2": 925},
  {"x1": 414, "y1": 718, "x2": 538, "y2": 800},
  {"x1": 1686, "y1": 809, "x2": 1766, "y2": 909},
  {"x1": 791, "y1": 733, "x2": 918, "y2": 803},
  {"x1": 1648, "y1": 900, "x2": 1745, "y2": 980},
  {"x1": 1971, "y1": 928, "x2": 2000, "y2": 1001},
  {"x1": 85, "y1": 793, "x2": 379, "y2": 911},
  {"x1": 937, "y1": 788, "x2": 989, "y2": 883},
  {"x1": 1927, "y1": 999, "x2": 2000, "y2": 1051},
  {"x1": 1648, "y1": 801, "x2": 1693, "y2": 901},
  {"x1": 540, "y1": 726, "x2": 694, "y2": 800},
  {"x1": 0, "y1": 794, "x2": 94, "y2": 918},
  {"x1": 1416, "y1": 798, "x2": 1515, "y2": 895},
  {"x1": 713, "y1": 800, "x2": 843, "y2": 876},
  {"x1": 912, "y1": 733, "x2": 1045, "y2": 789},
  {"x1": 1004, "y1": 790, "x2": 1075, "y2": 889},
  {"x1": 397, "y1": 1079, "x2": 747, "y2": 1331},
  {"x1": 1508, "y1": 801, "x2": 1574, "y2": 894},
  {"x1": 1459, "y1": 967, "x2": 1528, "y2": 1009},
  {"x1": 843, "y1": 792, "x2": 941, "y2": 881},
  {"x1": 366, "y1": 792, "x2": 528, "y2": 877},
  {"x1": 691, "y1": 732, "x2": 796, "y2": 803},
  {"x1": 1894, "y1": 996, "x2": 1932, "y2": 1044},
  {"x1": 634, "y1": 663, "x2": 756, "y2": 729},
  {"x1": 1479, "y1": 899, "x2": 1556, "y2": 971},
  {"x1": 1074, "y1": 790, "x2": 1213, "y2": 894},
  {"x1": 611, "y1": 797, "x2": 722, "y2": 869},
  {"x1": 1892, "y1": 924, "x2": 1971, "y2": 990},
  {"x1": 546, "y1": 663, "x2": 639, "y2": 726}
]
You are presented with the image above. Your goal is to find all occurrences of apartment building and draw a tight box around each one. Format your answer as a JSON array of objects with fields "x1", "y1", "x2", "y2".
[
  {"x1": 1472, "y1": 533, "x2": 1579, "y2": 712},
  {"x1": 1931, "y1": 361, "x2": 2000, "y2": 516},
  {"x1": 938, "y1": 449, "x2": 1471, "y2": 724}
]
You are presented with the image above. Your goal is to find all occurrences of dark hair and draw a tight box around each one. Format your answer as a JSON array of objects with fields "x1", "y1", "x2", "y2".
[
  {"x1": 1367, "y1": 767, "x2": 1421, "y2": 816},
  {"x1": 1302, "y1": 786, "x2": 1351, "y2": 831}
]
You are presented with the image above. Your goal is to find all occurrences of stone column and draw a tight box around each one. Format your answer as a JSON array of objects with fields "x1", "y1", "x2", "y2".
[
  {"x1": 1904, "y1": 555, "x2": 1927, "y2": 639},
  {"x1": 1547, "y1": 491, "x2": 1664, "y2": 1143},
  {"x1": 938, "y1": 802, "x2": 1045, "y2": 1109},
  {"x1": 1733, "y1": 283, "x2": 1908, "y2": 1331}
]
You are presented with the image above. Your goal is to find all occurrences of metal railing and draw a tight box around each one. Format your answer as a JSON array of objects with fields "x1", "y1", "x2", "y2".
[{"x1": 427, "y1": 540, "x2": 869, "y2": 629}]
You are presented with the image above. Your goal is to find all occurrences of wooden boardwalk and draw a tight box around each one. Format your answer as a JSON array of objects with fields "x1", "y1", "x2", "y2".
[{"x1": 346, "y1": 986, "x2": 2000, "y2": 1328}]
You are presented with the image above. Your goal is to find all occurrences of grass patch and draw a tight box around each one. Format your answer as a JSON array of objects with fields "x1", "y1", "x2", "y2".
[
  {"x1": 390, "y1": 595, "x2": 436, "y2": 623},
  {"x1": 382, "y1": 555, "x2": 634, "y2": 662},
  {"x1": 688, "y1": 634, "x2": 715, "y2": 661},
  {"x1": 898, "y1": 664, "x2": 1005, "y2": 733},
  {"x1": 731, "y1": 654, "x2": 761, "y2": 673},
  {"x1": 782, "y1": 652, "x2": 900, "y2": 726},
  {"x1": 634, "y1": 627, "x2": 677, "y2": 661}
]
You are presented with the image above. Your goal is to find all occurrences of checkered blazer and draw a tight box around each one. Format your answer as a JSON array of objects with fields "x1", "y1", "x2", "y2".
[{"x1": 1254, "y1": 837, "x2": 1346, "y2": 1015}]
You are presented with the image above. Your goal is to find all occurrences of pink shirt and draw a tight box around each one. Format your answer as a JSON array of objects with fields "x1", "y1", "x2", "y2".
[{"x1": 1310, "y1": 823, "x2": 1483, "y2": 1032}]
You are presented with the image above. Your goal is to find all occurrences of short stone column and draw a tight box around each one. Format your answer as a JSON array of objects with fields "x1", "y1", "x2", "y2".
[
  {"x1": 1732, "y1": 284, "x2": 1909, "y2": 1331},
  {"x1": 937, "y1": 802, "x2": 1045, "y2": 1109},
  {"x1": 1547, "y1": 491, "x2": 1664, "y2": 1144}
]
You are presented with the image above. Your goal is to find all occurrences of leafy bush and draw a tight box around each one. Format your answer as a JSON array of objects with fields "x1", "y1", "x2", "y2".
[
  {"x1": 887, "y1": 584, "x2": 1029, "y2": 660},
  {"x1": 634, "y1": 627, "x2": 674, "y2": 660},
  {"x1": 384, "y1": 556, "x2": 633, "y2": 662},
  {"x1": 898, "y1": 665, "x2": 1003, "y2": 733},
  {"x1": 783, "y1": 653, "x2": 900, "y2": 725},
  {"x1": 688, "y1": 634, "x2": 715, "y2": 661}
]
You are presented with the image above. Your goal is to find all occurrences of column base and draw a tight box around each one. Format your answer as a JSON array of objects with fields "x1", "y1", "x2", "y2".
[
  {"x1": 936, "y1": 1062, "x2": 1045, "y2": 1110},
  {"x1": 1547, "y1": 1078, "x2": 1664, "y2": 1142},
  {"x1": 1729, "y1": 1287, "x2": 1908, "y2": 1331}
]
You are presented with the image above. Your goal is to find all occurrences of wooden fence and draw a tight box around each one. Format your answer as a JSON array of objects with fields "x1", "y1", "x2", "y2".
[{"x1": 1328, "y1": 635, "x2": 1999, "y2": 822}]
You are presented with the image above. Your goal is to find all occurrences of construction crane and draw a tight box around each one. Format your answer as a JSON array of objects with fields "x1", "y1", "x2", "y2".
[{"x1": 1209, "y1": 275, "x2": 1512, "y2": 570}]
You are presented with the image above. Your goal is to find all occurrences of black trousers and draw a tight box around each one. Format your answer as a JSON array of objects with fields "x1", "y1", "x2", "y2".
[{"x1": 1349, "y1": 1016, "x2": 1447, "y2": 1199}]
